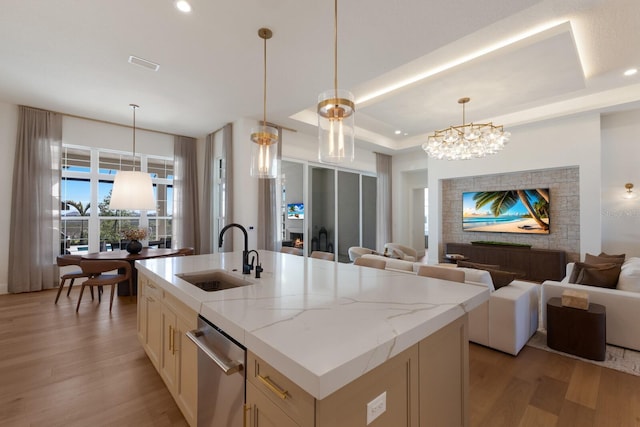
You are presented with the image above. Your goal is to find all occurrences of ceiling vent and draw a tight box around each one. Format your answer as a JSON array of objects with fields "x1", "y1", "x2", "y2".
[{"x1": 128, "y1": 55, "x2": 160, "y2": 72}]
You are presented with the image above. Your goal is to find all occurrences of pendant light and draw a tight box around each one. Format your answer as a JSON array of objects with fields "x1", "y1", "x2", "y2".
[
  {"x1": 317, "y1": 0, "x2": 355, "y2": 164},
  {"x1": 109, "y1": 104, "x2": 156, "y2": 210},
  {"x1": 250, "y1": 28, "x2": 278, "y2": 179}
]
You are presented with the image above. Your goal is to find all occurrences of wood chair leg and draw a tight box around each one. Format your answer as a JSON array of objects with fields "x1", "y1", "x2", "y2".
[
  {"x1": 66, "y1": 278, "x2": 76, "y2": 296},
  {"x1": 76, "y1": 285, "x2": 86, "y2": 312},
  {"x1": 109, "y1": 285, "x2": 116, "y2": 312},
  {"x1": 54, "y1": 278, "x2": 66, "y2": 304}
]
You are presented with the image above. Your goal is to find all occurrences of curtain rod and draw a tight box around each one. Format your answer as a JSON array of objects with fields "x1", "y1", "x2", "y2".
[{"x1": 59, "y1": 111, "x2": 180, "y2": 138}]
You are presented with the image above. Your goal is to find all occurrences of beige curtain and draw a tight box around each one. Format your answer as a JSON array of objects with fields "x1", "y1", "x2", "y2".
[
  {"x1": 257, "y1": 126, "x2": 282, "y2": 251},
  {"x1": 9, "y1": 106, "x2": 62, "y2": 293},
  {"x1": 173, "y1": 135, "x2": 200, "y2": 252},
  {"x1": 200, "y1": 132, "x2": 214, "y2": 254},
  {"x1": 376, "y1": 152, "x2": 392, "y2": 252}
]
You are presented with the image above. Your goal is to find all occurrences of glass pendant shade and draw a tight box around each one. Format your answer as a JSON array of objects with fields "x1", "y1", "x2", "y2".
[
  {"x1": 317, "y1": 89, "x2": 355, "y2": 163},
  {"x1": 109, "y1": 171, "x2": 156, "y2": 210},
  {"x1": 250, "y1": 125, "x2": 279, "y2": 178}
]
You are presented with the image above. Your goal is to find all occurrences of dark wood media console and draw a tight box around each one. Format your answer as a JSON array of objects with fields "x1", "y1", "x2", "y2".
[{"x1": 445, "y1": 242, "x2": 566, "y2": 282}]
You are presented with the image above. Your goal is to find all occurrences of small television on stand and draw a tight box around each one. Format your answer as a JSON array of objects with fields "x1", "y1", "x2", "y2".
[{"x1": 287, "y1": 203, "x2": 304, "y2": 220}]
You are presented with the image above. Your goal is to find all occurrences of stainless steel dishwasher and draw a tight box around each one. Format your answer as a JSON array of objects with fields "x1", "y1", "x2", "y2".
[{"x1": 186, "y1": 315, "x2": 246, "y2": 427}]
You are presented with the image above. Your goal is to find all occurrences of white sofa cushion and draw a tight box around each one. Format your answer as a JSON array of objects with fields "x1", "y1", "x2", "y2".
[{"x1": 617, "y1": 264, "x2": 640, "y2": 293}]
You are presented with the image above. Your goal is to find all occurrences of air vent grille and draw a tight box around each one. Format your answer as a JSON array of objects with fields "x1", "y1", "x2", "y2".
[{"x1": 128, "y1": 55, "x2": 160, "y2": 71}]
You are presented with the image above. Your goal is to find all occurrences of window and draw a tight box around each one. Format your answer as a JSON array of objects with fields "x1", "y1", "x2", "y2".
[{"x1": 60, "y1": 145, "x2": 173, "y2": 254}]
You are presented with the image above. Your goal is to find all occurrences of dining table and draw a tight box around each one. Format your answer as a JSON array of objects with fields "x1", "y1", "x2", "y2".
[{"x1": 82, "y1": 248, "x2": 181, "y2": 296}]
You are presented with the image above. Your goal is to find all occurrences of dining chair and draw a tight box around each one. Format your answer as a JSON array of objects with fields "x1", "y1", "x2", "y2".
[
  {"x1": 55, "y1": 254, "x2": 94, "y2": 304},
  {"x1": 280, "y1": 247, "x2": 303, "y2": 256},
  {"x1": 354, "y1": 257, "x2": 386, "y2": 270},
  {"x1": 76, "y1": 260, "x2": 132, "y2": 312},
  {"x1": 176, "y1": 247, "x2": 195, "y2": 256},
  {"x1": 310, "y1": 251, "x2": 334, "y2": 261},
  {"x1": 417, "y1": 265, "x2": 465, "y2": 283}
]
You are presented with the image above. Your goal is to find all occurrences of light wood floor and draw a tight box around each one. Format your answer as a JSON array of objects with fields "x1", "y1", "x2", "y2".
[{"x1": 2, "y1": 289, "x2": 640, "y2": 426}]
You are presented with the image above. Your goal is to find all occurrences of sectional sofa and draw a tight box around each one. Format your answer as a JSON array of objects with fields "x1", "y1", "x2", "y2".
[{"x1": 360, "y1": 255, "x2": 539, "y2": 355}]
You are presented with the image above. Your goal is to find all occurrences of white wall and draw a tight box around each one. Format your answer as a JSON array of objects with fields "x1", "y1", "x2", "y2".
[
  {"x1": 425, "y1": 113, "x2": 602, "y2": 264},
  {"x1": 63, "y1": 116, "x2": 173, "y2": 156},
  {"x1": 601, "y1": 109, "x2": 640, "y2": 257},
  {"x1": 0, "y1": 102, "x2": 18, "y2": 293}
]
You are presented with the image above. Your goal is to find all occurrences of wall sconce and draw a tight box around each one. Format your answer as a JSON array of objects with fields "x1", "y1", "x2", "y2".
[{"x1": 624, "y1": 183, "x2": 636, "y2": 199}]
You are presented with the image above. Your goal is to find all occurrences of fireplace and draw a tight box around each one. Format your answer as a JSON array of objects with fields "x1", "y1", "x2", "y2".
[
  {"x1": 290, "y1": 232, "x2": 303, "y2": 248},
  {"x1": 283, "y1": 231, "x2": 304, "y2": 249}
]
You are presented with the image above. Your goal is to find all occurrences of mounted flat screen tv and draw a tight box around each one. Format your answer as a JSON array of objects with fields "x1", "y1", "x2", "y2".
[
  {"x1": 287, "y1": 203, "x2": 304, "y2": 220},
  {"x1": 462, "y1": 188, "x2": 550, "y2": 234}
]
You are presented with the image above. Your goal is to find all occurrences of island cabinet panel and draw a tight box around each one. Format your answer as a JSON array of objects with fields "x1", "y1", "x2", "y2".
[
  {"x1": 138, "y1": 275, "x2": 162, "y2": 370},
  {"x1": 419, "y1": 314, "x2": 468, "y2": 427},
  {"x1": 315, "y1": 343, "x2": 419, "y2": 427},
  {"x1": 247, "y1": 352, "x2": 316, "y2": 427},
  {"x1": 247, "y1": 382, "x2": 301, "y2": 427},
  {"x1": 247, "y1": 317, "x2": 468, "y2": 427},
  {"x1": 137, "y1": 272, "x2": 198, "y2": 427}
]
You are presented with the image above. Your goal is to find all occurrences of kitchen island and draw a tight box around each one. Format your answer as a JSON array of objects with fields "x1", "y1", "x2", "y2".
[{"x1": 136, "y1": 250, "x2": 489, "y2": 426}]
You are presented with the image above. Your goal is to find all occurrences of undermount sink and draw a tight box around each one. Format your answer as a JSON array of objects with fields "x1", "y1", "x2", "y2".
[{"x1": 176, "y1": 269, "x2": 251, "y2": 292}]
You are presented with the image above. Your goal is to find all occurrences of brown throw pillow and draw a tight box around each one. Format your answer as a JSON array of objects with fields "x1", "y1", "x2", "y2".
[
  {"x1": 457, "y1": 261, "x2": 500, "y2": 270},
  {"x1": 576, "y1": 262, "x2": 621, "y2": 289},
  {"x1": 584, "y1": 253, "x2": 625, "y2": 265},
  {"x1": 485, "y1": 269, "x2": 517, "y2": 289},
  {"x1": 598, "y1": 252, "x2": 626, "y2": 260}
]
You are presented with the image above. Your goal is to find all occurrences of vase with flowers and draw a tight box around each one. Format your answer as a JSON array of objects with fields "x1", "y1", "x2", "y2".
[{"x1": 122, "y1": 228, "x2": 148, "y2": 254}]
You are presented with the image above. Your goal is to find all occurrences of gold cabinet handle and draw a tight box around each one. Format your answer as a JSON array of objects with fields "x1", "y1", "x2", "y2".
[
  {"x1": 243, "y1": 404, "x2": 251, "y2": 427},
  {"x1": 257, "y1": 374, "x2": 288, "y2": 400},
  {"x1": 146, "y1": 296, "x2": 155, "y2": 302},
  {"x1": 169, "y1": 325, "x2": 174, "y2": 353},
  {"x1": 147, "y1": 283, "x2": 156, "y2": 289}
]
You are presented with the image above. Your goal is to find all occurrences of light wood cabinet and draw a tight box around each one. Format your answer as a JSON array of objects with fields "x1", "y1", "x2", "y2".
[
  {"x1": 138, "y1": 275, "x2": 162, "y2": 370},
  {"x1": 137, "y1": 272, "x2": 198, "y2": 427},
  {"x1": 246, "y1": 315, "x2": 467, "y2": 427},
  {"x1": 419, "y1": 314, "x2": 468, "y2": 427}
]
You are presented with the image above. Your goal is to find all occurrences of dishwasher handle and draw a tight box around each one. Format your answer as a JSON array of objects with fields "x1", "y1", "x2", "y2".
[{"x1": 186, "y1": 329, "x2": 244, "y2": 375}]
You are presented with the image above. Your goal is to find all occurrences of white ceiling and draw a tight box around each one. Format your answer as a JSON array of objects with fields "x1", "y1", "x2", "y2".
[{"x1": 0, "y1": 0, "x2": 639, "y2": 154}]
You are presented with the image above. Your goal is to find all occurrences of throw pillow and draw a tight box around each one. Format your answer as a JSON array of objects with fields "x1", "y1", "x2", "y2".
[
  {"x1": 598, "y1": 252, "x2": 626, "y2": 260},
  {"x1": 485, "y1": 268, "x2": 517, "y2": 289},
  {"x1": 584, "y1": 253, "x2": 625, "y2": 265},
  {"x1": 392, "y1": 248, "x2": 406, "y2": 259},
  {"x1": 574, "y1": 262, "x2": 621, "y2": 289},
  {"x1": 457, "y1": 261, "x2": 500, "y2": 271},
  {"x1": 617, "y1": 266, "x2": 640, "y2": 293}
]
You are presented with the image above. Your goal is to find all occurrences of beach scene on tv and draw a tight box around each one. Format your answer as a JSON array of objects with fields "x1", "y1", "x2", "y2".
[{"x1": 462, "y1": 189, "x2": 550, "y2": 234}]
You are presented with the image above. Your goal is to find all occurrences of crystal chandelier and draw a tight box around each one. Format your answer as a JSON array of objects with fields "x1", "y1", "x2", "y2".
[
  {"x1": 422, "y1": 97, "x2": 510, "y2": 160},
  {"x1": 317, "y1": 0, "x2": 355, "y2": 164},
  {"x1": 250, "y1": 28, "x2": 278, "y2": 179}
]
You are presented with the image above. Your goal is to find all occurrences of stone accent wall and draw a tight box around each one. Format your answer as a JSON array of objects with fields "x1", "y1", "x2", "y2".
[{"x1": 441, "y1": 166, "x2": 580, "y2": 263}]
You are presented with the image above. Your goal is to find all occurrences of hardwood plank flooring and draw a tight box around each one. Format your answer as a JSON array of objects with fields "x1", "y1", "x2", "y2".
[
  {"x1": 2, "y1": 289, "x2": 640, "y2": 426},
  {"x1": 0, "y1": 288, "x2": 187, "y2": 427}
]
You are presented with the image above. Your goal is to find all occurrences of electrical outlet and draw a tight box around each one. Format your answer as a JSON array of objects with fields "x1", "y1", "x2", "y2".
[{"x1": 366, "y1": 391, "x2": 386, "y2": 425}]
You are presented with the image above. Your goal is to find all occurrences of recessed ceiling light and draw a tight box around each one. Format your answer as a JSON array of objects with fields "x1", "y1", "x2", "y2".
[
  {"x1": 395, "y1": 130, "x2": 402, "y2": 135},
  {"x1": 175, "y1": 0, "x2": 192, "y2": 13},
  {"x1": 624, "y1": 68, "x2": 638, "y2": 77},
  {"x1": 404, "y1": 133, "x2": 409, "y2": 136}
]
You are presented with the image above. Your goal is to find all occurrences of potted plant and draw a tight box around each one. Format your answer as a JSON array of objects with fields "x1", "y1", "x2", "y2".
[{"x1": 122, "y1": 228, "x2": 148, "y2": 254}]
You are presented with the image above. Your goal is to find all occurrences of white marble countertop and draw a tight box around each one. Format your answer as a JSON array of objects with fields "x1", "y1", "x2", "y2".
[{"x1": 136, "y1": 250, "x2": 489, "y2": 400}]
